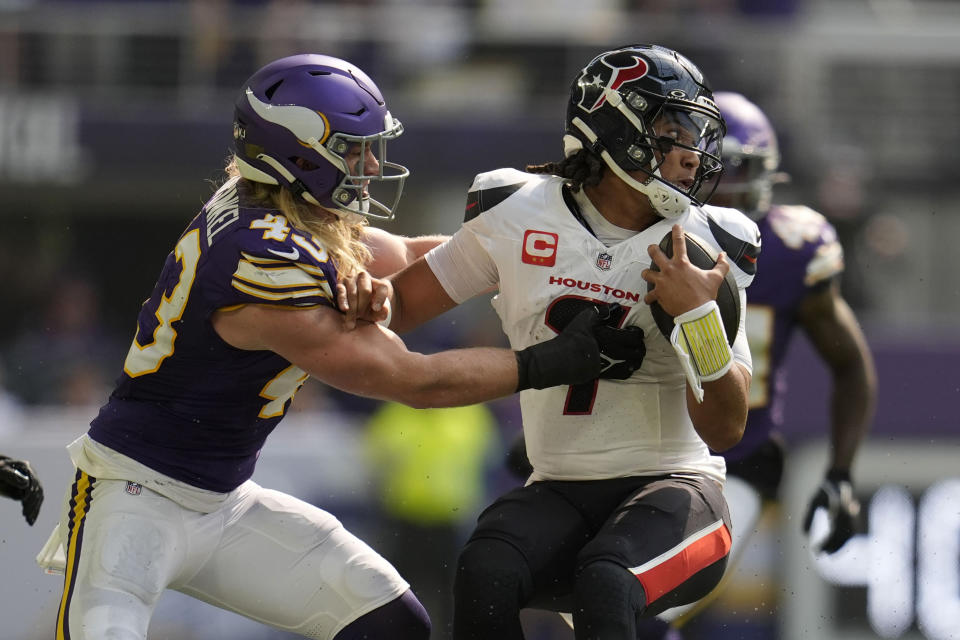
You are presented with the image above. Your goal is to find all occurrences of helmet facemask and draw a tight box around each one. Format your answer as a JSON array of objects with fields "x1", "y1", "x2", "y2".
[{"x1": 311, "y1": 116, "x2": 407, "y2": 221}]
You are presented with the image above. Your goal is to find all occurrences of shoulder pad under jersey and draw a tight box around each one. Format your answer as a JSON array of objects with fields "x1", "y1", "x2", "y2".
[
  {"x1": 464, "y1": 168, "x2": 534, "y2": 222},
  {"x1": 768, "y1": 204, "x2": 844, "y2": 286},
  {"x1": 697, "y1": 204, "x2": 762, "y2": 282}
]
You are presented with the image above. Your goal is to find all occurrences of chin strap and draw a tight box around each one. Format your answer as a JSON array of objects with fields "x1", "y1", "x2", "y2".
[
  {"x1": 567, "y1": 117, "x2": 691, "y2": 218},
  {"x1": 669, "y1": 300, "x2": 733, "y2": 403}
]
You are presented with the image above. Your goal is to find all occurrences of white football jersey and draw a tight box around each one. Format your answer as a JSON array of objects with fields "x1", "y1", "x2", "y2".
[{"x1": 426, "y1": 168, "x2": 761, "y2": 483}]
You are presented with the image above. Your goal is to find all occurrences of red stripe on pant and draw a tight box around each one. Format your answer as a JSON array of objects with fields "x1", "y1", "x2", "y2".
[{"x1": 630, "y1": 520, "x2": 731, "y2": 604}]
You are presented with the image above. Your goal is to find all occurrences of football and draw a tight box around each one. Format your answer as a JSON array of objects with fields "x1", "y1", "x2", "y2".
[{"x1": 648, "y1": 230, "x2": 741, "y2": 345}]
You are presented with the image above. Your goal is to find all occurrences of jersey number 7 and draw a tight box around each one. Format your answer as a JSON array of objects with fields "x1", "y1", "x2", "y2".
[{"x1": 544, "y1": 296, "x2": 630, "y2": 415}]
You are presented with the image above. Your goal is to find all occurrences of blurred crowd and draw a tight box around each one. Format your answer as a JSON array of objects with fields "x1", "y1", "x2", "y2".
[{"x1": 1, "y1": 3, "x2": 958, "y2": 640}]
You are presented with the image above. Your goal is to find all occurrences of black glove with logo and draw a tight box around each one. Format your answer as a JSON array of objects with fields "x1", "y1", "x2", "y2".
[
  {"x1": 802, "y1": 468, "x2": 861, "y2": 554},
  {"x1": 0, "y1": 455, "x2": 44, "y2": 526},
  {"x1": 515, "y1": 303, "x2": 646, "y2": 391},
  {"x1": 595, "y1": 323, "x2": 646, "y2": 380}
]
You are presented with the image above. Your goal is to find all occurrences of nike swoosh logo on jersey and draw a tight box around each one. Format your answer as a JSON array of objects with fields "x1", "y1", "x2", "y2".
[{"x1": 268, "y1": 247, "x2": 300, "y2": 260}]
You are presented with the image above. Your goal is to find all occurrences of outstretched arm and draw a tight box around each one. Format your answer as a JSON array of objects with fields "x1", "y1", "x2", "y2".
[
  {"x1": 212, "y1": 300, "x2": 642, "y2": 409},
  {"x1": 799, "y1": 282, "x2": 876, "y2": 472},
  {"x1": 799, "y1": 282, "x2": 876, "y2": 554}
]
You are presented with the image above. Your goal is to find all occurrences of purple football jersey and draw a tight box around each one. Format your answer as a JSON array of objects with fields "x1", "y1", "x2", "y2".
[
  {"x1": 723, "y1": 204, "x2": 844, "y2": 462},
  {"x1": 89, "y1": 179, "x2": 339, "y2": 491}
]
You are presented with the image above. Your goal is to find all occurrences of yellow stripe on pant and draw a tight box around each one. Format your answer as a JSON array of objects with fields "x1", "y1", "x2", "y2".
[{"x1": 56, "y1": 469, "x2": 96, "y2": 640}]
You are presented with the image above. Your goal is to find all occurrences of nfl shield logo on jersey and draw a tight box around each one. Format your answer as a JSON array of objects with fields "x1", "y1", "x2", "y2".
[{"x1": 596, "y1": 251, "x2": 613, "y2": 271}]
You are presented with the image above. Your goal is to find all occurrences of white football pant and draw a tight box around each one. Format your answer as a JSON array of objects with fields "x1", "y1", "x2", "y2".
[{"x1": 51, "y1": 474, "x2": 408, "y2": 640}]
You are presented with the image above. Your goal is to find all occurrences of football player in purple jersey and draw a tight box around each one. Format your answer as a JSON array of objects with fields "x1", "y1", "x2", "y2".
[
  {"x1": 38, "y1": 54, "x2": 645, "y2": 640},
  {"x1": 639, "y1": 92, "x2": 878, "y2": 638},
  {"x1": 713, "y1": 91, "x2": 875, "y2": 553}
]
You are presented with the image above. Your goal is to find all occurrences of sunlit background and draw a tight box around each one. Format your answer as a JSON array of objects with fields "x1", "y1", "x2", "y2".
[{"x1": 1, "y1": 1, "x2": 958, "y2": 639}]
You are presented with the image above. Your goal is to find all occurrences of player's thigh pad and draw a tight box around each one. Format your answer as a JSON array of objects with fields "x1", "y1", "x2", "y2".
[
  {"x1": 175, "y1": 482, "x2": 408, "y2": 640},
  {"x1": 578, "y1": 475, "x2": 732, "y2": 616},
  {"x1": 56, "y1": 473, "x2": 189, "y2": 640}
]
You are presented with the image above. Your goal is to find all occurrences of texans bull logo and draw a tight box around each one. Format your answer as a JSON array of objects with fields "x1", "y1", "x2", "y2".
[{"x1": 576, "y1": 51, "x2": 649, "y2": 114}]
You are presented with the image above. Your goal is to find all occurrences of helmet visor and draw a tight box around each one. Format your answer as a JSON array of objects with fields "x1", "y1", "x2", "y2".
[{"x1": 648, "y1": 104, "x2": 724, "y2": 203}]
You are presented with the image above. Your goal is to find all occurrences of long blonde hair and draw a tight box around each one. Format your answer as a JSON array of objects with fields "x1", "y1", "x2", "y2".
[{"x1": 224, "y1": 158, "x2": 372, "y2": 277}]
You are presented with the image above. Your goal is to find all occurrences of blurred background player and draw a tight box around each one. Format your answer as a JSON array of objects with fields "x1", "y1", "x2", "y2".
[
  {"x1": 0, "y1": 453, "x2": 43, "y2": 525},
  {"x1": 38, "y1": 53, "x2": 644, "y2": 640},
  {"x1": 710, "y1": 90, "x2": 876, "y2": 558},
  {"x1": 644, "y1": 91, "x2": 878, "y2": 638},
  {"x1": 364, "y1": 401, "x2": 500, "y2": 640}
]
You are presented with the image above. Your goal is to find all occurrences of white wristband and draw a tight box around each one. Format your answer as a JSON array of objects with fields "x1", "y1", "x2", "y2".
[{"x1": 669, "y1": 300, "x2": 733, "y2": 403}]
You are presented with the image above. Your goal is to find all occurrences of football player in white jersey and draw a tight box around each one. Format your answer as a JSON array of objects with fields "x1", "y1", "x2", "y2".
[
  {"x1": 495, "y1": 92, "x2": 877, "y2": 640},
  {"x1": 341, "y1": 44, "x2": 762, "y2": 640},
  {"x1": 40, "y1": 54, "x2": 646, "y2": 640}
]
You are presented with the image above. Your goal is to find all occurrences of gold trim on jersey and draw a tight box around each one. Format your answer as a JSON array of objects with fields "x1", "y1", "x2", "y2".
[
  {"x1": 258, "y1": 364, "x2": 310, "y2": 418},
  {"x1": 124, "y1": 229, "x2": 202, "y2": 378},
  {"x1": 233, "y1": 260, "x2": 327, "y2": 289},
  {"x1": 231, "y1": 279, "x2": 331, "y2": 302},
  {"x1": 56, "y1": 469, "x2": 96, "y2": 640},
  {"x1": 240, "y1": 251, "x2": 289, "y2": 265},
  {"x1": 292, "y1": 234, "x2": 330, "y2": 263},
  {"x1": 238, "y1": 253, "x2": 328, "y2": 281},
  {"x1": 231, "y1": 258, "x2": 333, "y2": 301}
]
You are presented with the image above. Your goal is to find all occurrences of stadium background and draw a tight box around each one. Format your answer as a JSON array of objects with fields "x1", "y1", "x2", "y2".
[{"x1": 0, "y1": 1, "x2": 958, "y2": 639}]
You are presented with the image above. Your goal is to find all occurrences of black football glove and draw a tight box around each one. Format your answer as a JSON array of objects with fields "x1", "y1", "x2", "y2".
[
  {"x1": 0, "y1": 455, "x2": 44, "y2": 526},
  {"x1": 802, "y1": 469, "x2": 860, "y2": 554},
  {"x1": 515, "y1": 303, "x2": 645, "y2": 391},
  {"x1": 595, "y1": 323, "x2": 645, "y2": 380}
]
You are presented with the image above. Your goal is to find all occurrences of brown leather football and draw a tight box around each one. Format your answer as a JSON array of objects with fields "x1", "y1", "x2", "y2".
[{"x1": 648, "y1": 230, "x2": 741, "y2": 345}]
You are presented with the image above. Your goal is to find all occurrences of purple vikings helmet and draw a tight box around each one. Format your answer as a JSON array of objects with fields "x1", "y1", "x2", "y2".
[
  {"x1": 564, "y1": 44, "x2": 725, "y2": 219},
  {"x1": 713, "y1": 92, "x2": 782, "y2": 219},
  {"x1": 232, "y1": 54, "x2": 409, "y2": 220}
]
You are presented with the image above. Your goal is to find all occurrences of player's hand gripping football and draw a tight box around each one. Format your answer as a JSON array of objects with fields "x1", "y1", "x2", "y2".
[
  {"x1": 515, "y1": 302, "x2": 645, "y2": 391},
  {"x1": 802, "y1": 469, "x2": 861, "y2": 554},
  {"x1": 642, "y1": 224, "x2": 731, "y2": 316},
  {"x1": 0, "y1": 455, "x2": 44, "y2": 526},
  {"x1": 337, "y1": 270, "x2": 392, "y2": 330}
]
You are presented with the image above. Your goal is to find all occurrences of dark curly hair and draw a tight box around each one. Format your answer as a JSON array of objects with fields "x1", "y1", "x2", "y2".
[{"x1": 525, "y1": 149, "x2": 606, "y2": 193}]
